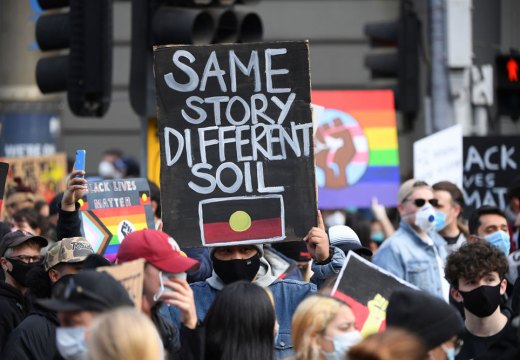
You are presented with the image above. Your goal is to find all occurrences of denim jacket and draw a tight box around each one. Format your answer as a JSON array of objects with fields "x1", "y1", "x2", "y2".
[
  {"x1": 160, "y1": 278, "x2": 316, "y2": 360},
  {"x1": 372, "y1": 221, "x2": 448, "y2": 298}
]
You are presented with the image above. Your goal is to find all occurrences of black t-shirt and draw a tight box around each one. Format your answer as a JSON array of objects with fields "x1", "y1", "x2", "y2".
[{"x1": 456, "y1": 321, "x2": 510, "y2": 360}]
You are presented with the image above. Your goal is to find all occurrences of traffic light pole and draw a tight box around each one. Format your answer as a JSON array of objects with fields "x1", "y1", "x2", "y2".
[{"x1": 429, "y1": 0, "x2": 455, "y2": 133}]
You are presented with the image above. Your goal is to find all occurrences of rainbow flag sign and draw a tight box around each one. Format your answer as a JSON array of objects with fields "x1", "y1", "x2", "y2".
[
  {"x1": 79, "y1": 178, "x2": 155, "y2": 261},
  {"x1": 312, "y1": 90, "x2": 400, "y2": 208}
]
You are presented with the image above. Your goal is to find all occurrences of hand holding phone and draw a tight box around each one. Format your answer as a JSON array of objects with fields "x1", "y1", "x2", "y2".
[{"x1": 75, "y1": 149, "x2": 86, "y2": 178}]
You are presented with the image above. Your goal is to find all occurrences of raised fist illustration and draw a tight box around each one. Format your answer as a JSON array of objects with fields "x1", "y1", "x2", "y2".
[{"x1": 315, "y1": 117, "x2": 356, "y2": 188}]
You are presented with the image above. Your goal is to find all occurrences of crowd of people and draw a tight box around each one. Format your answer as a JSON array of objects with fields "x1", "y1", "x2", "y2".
[{"x1": 1, "y1": 157, "x2": 520, "y2": 359}]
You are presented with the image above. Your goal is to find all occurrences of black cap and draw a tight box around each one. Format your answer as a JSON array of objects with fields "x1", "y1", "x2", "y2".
[
  {"x1": 38, "y1": 270, "x2": 133, "y2": 312},
  {"x1": 271, "y1": 241, "x2": 311, "y2": 262},
  {"x1": 386, "y1": 289, "x2": 464, "y2": 349},
  {"x1": 0, "y1": 230, "x2": 48, "y2": 257}
]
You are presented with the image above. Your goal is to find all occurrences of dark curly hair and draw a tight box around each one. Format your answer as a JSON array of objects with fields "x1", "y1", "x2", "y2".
[{"x1": 445, "y1": 240, "x2": 508, "y2": 288}]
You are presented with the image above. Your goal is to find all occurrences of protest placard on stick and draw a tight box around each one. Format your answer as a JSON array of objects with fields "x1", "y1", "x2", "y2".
[
  {"x1": 154, "y1": 41, "x2": 317, "y2": 247},
  {"x1": 98, "y1": 259, "x2": 144, "y2": 309}
]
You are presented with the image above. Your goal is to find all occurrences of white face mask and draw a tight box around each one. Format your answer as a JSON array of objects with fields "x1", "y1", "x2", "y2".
[
  {"x1": 414, "y1": 204, "x2": 436, "y2": 232},
  {"x1": 153, "y1": 271, "x2": 187, "y2": 302},
  {"x1": 322, "y1": 331, "x2": 362, "y2": 360},
  {"x1": 325, "y1": 211, "x2": 346, "y2": 228},
  {"x1": 56, "y1": 327, "x2": 87, "y2": 360},
  {"x1": 98, "y1": 160, "x2": 123, "y2": 179}
]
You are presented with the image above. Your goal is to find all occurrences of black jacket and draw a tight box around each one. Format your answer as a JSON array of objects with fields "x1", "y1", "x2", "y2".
[
  {"x1": 0, "y1": 282, "x2": 28, "y2": 353},
  {"x1": 56, "y1": 204, "x2": 82, "y2": 240},
  {"x1": 0, "y1": 305, "x2": 62, "y2": 360}
]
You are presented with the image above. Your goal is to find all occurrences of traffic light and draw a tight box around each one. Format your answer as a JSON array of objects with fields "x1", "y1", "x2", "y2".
[
  {"x1": 496, "y1": 53, "x2": 520, "y2": 120},
  {"x1": 35, "y1": 0, "x2": 113, "y2": 117},
  {"x1": 363, "y1": 1, "x2": 420, "y2": 118},
  {"x1": 129, "y1": 0, "x2": 263, "y2": 117}
]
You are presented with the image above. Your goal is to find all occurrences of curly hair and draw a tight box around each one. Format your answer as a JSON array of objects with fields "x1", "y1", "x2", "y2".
[{"x1": 445, "y1": 240, "x2": 508, "y2": 288}]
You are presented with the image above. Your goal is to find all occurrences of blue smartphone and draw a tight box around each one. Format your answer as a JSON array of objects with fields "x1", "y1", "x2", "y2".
[{"x1": 75, "y1": 149, "x2": 86, "y2": 178}]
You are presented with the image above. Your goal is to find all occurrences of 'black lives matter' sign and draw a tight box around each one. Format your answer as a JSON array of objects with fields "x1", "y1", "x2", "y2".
[
  {"x1": 463, "y1": 136, "x2": 520, "y2": 217},
  {"x1": 154, "y1": 41, "x2": 317, "y2": 248}
]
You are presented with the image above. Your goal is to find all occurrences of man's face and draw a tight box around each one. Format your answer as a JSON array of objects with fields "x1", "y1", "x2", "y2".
[
  {"x1": 213, "y1": 245, "x2": 258, "y2": 261},
  {"x1": 5, "y1": 193, "x2": 34, "y2": 217},
  {"x1": 1, "y1": 243, "x2": 42, "y2": 275},
  {"x1": 58, "y1": 310, "x2": 95, "y2": 328},
  {"x1": 143, "y1": 263, "x2": 161, "y2": 304},
  {"x1": 49, "y1": 263, "x2": 85, "y2": 284},
  {"x1": 476, "y1": 214, "x2": 508, "y2": 238},
  {"x1": 399, "y1": 187, "x2": 435, "y2": 223},
  {"x1": 434, "y1": 190, "x2": 459, "y2": 224},
  {"x1": 457, "y1": 271, "x2": 504, "y2": 293}
]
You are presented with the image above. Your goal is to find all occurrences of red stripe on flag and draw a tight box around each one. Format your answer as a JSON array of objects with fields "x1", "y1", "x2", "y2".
[{"x1": 203, "y1": 217, "x2": 282, "y2": 244}]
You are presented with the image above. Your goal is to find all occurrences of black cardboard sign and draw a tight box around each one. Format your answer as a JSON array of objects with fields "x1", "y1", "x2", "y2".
[{"x1": 154, "y1": 41, "x2": 317, "y2": 247}]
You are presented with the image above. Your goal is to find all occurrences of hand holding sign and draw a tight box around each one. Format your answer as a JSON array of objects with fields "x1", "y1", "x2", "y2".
[
  {"x1": 303, "y1": 210, "x2": 330, "y2": 262},
  {"x1": 315, "y1": 118, "x2": 356, "y2": 188}
]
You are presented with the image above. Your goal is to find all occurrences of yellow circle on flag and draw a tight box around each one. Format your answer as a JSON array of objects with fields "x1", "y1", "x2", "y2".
[
  {"x1": 142, "y1": 193, "x2": 148, "y2": 202},
  {"x1": 229, "y1": 211, "x2": 252, "y2": 232},
  {"x1": 78, "y1": 199, "x2": 84, "y2": 207}
]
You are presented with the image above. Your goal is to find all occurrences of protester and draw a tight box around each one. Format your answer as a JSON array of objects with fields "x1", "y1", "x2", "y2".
[
  {"x1": 373, "y1": 179, "x2": 449, "y2": 299},
  {"x1": 468, "y1": 205, "x2": 511, "y2": 256},
  {"x1": 348, "y1": 328, "x2": 428, "y2": 360},
  {"x1": 204, "y1": 281, "x2": 276, "y2": 360},
  {"x1": 56, "y1": 168, "x2": 88, "y2": 241},
  {"x1": 37, "y1": 271, "x2": 134, "y2": 360},
  {"x1": 505, "y1": 176, "x2": 520, "y2": 248},
  {"x1": 445, "y1": 241, "x2": 511, "y2": 359},
  {"x1": 386, "y1": 289, "x2": 464, "y2": 360},
  {"x1": 370, "y1": 196, "x2": 395, "y2": 240},
  {"x1": 0, "y1": 230, "x2": 48, "y2": 352},
  {"x1": 369, "y1": 219, "x2": 386, "y2": 254},
  {"x1": 433, "y1": 181, "x2": 469, "y2": 253},
  {"x1": 289, "y1": 295, "x2": 360, "y2": 360},
  {"x1": 86, "y1": 307, "x2": 164, "y2": 360},
  {"x1": 116, "y1": 228, "x2": 202, "y2": 359},
  {"x1": 271, "y1": 241, "x2": 313, "y2": 281},
  {"x1": 1, "y1": 237, "x2": 94, "y2": 359},
  {"x1": 4, "y1": 179, "x2": 35, "y2": 222},
  {"x1": 321, "y1": 209, "x2": 347, "y2": 228},
  {"x1": 328, "y1": 224, "x2": 372, "y2": 259}
]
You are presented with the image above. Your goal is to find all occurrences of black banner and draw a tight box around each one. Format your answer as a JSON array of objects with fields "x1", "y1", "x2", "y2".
[
  {"x1": 154, "y1": 41, "x2": 317, "y2": 247},
  {"x1": 463, "y1": 136, "x2": 520, "y2": 217}
]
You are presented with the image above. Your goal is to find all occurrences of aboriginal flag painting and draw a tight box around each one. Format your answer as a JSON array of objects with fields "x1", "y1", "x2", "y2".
[{"x1": 199, "y1": 195, "x2": 285, "y2": 246}]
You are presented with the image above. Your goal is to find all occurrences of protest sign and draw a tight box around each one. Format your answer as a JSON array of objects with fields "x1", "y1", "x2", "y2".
[
  {"x1": 312, "y1": 90, "x2": 400, "y2": 209},
  {"x1": 80, "y1": 178, "x2": 155, "y2": 261},
  {"x1": 414, "y1": 124, "x2": 463, "y2": 188},
  {"x1": 331, "y1": 252, "x2": 417, "y2": 337},
  {"x1": 463, "y1": 136, "x2": 520, "y2": 216},
  {"x1": 154, "y1": 41, "x2": 316, "y2": 247},
  {"x1": 0, "y1": 153, "x2": 67, "y2": 203},
  {"x1": 98, "y1": 258, "x2": 144, "y2": 309},
  {"x1": 0, "y1": 162, "x2": 9, "y2": 216}
]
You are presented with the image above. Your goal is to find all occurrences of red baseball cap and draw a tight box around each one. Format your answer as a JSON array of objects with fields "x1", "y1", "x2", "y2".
[{"x1": 116, "y1": 229, "x2": 199, "y2": 273}]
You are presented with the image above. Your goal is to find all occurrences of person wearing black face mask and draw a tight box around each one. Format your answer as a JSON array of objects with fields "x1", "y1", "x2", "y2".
[
  {"x1": 0, "y1": 230, "x2": 47, "y2": 352},
  {"x1": 445, "y1": 240, "x2": 511, "y2": 360}
]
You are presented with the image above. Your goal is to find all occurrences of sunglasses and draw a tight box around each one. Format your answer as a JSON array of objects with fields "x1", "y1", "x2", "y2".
[
  {"x1": 405, "y1": 198, "x2": 439, "y2": 207},
  {"x1": 53, "y1": 277, "x2": 110, "y2": 308},
  {"x1": 7, "y1": 255, "x2": 44, "y2": 264}
]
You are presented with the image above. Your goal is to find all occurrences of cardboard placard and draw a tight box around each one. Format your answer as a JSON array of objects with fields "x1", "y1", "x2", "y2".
[
  {"x1": 79, "y1": 178, "x2": 155, "y2": 261},
  {"x1": 463, "y1": 136, "x2": 520, "y2": 217},
  {"x1": 312, "y1": 90, "x2": 400, "y2": 208},
  {"x1": 0, "y1": 153, "x2": 67, "y2": 204},
  {"x1": 97, "y1": 259, "x2": 145, "y2": 309},
  {"x1": 331, "y1": 252, "x2": 416, "y2": 337},
  {"x1": 154, "y1": 41, "x2": 317, "y2": 247},
  {"x1": 0, "y1": 162, "x2": 9, "y2": 216},
  {"x1": 414, "y1": 125, "x2": 463, "y2": 189}
]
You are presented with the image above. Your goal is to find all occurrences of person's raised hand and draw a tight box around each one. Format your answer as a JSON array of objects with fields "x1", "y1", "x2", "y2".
[
  {"x1": 61, "y1": 168, "x2": 87, "y2": 211},
  {"x1": 304, "y1": 210, "x2": 330, "y2": 262},
  {"x1": 159, "y1": 277, "x2": 198, "y2": 330},
  {"x1": 371, "y1": 197, "x2": 387, "y2": 222}
]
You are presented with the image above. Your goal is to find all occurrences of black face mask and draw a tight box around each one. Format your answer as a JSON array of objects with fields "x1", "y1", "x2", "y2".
[
  {"x1": 212, "y1": 253, "x2": 261, "y2": 285},
  {"x1": 7, "y1": 259, "x2": 41, "y2": 287},
  {"x1": 458, "y1": 283, "x2": 502, "y2": 318}
]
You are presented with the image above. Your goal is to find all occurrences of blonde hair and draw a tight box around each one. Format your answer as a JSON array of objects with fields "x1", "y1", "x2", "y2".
[
  {"x1": 348, "y1": 328, "x2": 427, "y2": 360},
  {"x1": 291, "y1": 295, "x2": 349, "y2": 360},
  {"x1": 86, "y1": 307, "x2": 163, "y2": 360}
]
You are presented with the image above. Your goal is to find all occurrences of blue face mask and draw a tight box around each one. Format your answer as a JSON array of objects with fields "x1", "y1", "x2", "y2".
[
  {"x1": 484, "y1": 230, "x2": 510, "y2": 255},
  {"x1": 370, "y1": 231, "x2": 385, "y2": 243},
  {"x1": 322, "y1": 331, "x2": 362, "y2": 360},
  {"x1": 56, "y1": 327, "x2": 87, "y2": 360},
  {"x1": 434, "y1": 211, "x2": 448, "y2": 232},
  {"x1": 442, "y1": 345, "x2": 456, "y2": 360}
]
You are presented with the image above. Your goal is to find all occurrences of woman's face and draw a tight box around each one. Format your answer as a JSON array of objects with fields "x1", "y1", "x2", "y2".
[{"x1": 320, "y1": 305, "x2": 356, "y2": 352}]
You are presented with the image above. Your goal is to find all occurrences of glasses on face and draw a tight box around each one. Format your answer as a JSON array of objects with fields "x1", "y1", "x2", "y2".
[
  {"x1": 404, "y1": 198, "x2": 439, "y2": 208},
  {"x1": 7, "y1": 255, "x2": 44, "y2": 264},
  {"x1": 53, "y1": 277, "x2": 110, "y2": 308}
]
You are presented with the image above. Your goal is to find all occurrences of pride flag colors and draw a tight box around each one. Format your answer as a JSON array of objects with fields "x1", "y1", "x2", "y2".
[{"x1": 312, "y1": 90, "x2": 400, "y2": 208}]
